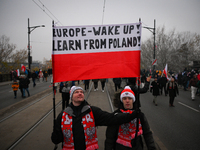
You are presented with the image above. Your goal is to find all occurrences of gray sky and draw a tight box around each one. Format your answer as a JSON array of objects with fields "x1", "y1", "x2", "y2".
[{"x1": 0, "y1": 0, "x2": 200, "y2": 62}]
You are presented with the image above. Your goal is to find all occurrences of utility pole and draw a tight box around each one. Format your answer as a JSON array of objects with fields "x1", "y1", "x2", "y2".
[
  {"x1": 28, "y1": 18, "x2": 45, "y2": 71},
  {"x1": 143, "y1": 19, "x2": 156, "y2": 72}
]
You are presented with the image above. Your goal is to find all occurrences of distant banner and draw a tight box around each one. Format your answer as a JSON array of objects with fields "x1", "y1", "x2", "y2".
[{"x1": 52, "y1": 23, "x2": 141, "y2": 83}]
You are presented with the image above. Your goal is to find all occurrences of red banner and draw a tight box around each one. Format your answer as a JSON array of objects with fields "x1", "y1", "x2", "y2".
[{"x1": 52, "y1": 23, "x2": 141, "y2": 83}]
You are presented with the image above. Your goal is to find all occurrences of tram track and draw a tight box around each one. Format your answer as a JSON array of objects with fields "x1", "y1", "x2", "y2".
[
  {"x1": 0, "y1": 88, "x2": 61, "y2": 150},
  {"x1": 0, "y1": 92, "x2": 52, "y2": 123},
  {"x1": 7, "y1": 101, "x2": 62, "y2": 150}
]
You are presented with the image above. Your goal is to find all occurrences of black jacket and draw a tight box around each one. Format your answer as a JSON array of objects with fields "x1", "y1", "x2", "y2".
[
  {"x1": 32, "y1": 72, "x2": 37, "y2": 79},
  {"x1": 105, "y1": 108, "x2": 156, "y2": 150},
  {"x1": 113, "y1": 78, "x2": 122, "y2": 84},
  {"x1": 150, "y1": 81, "x2": 160, "y2": 96},
  {"x1": 17, "y1": 77, "x2": 26, "y2": 89},
  {"x1": 158, "y1": 77, "x2": 167, "y2": 86},
  {"x1": 51, "y1": 100, "x2": 138, "y2": 150},
  {"x1": 24, "y1": 78, "x2": 30, "y2": 88},
  {"x1": 167, "y1": 82, "x2": 179, "y2": 97}
]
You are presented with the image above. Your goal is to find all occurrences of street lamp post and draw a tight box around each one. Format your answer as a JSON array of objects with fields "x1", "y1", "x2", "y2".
[
  {"x1": 28, "y1": 18, "x2": 45, "y2": 71},
  {"x1": 143, "y1": 19, "x2": 156, "y2": 72}
]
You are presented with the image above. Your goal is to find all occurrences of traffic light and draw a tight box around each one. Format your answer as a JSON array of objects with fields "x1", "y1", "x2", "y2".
[{"x1": 29, "y1": 56, "x2": 32, "y2": 64}]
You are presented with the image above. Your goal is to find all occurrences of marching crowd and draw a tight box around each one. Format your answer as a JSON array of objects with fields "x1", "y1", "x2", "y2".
[
  {"x1": 149, "y1": 69, "x2": 200, "y2": 106},
  {"x1": 52, "y1": 69, "x2": 200, "y2": 150},
  {"x1": 10, "y1": 69, "x2": 49, "y2": 99},
  {"x1": 9, "y1": 67, "x2": 200, "y2": 150}
]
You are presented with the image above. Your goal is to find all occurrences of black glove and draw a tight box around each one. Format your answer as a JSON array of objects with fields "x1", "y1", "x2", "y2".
[
  {"x1": 131, "y1": 109, "x2": 141, "y2": 119},
  {"x1": 135, "y1": 108, "x2": 141, "y2": 117}
]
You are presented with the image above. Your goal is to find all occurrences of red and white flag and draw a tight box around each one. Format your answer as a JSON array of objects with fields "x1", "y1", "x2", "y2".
[
  {"x1": 163, "y1": 64, "x2": 169, "y2": 80},
  {"x1": 21, "y1": 64, "x2": 26, "y2": 72},
  {"x1": 16, "y1": 69, "x2": 20, "y2": 76},
  {"x1": 52, "y1": 23, "x2": 142, "y2": 83}
]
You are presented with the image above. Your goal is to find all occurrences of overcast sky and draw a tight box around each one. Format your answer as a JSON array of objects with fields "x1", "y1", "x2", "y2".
[{"x1": 0, "y1": 0, "x2": 200, "y2": 62}]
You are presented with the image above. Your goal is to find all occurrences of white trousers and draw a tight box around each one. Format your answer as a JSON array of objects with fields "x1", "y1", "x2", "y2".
[{"x1": 191, "y1": 86, "x2": 197, "y2": 99}]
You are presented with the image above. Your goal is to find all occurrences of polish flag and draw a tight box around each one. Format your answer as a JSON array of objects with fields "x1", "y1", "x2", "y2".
[
  {"x1": 163, "y1": 64, "x2": 169, "y2": 80},
  {"x1": 16, "y1": 69, "x2": 20, "y2": 76},
  {"x1": 21, "y1": 64, "x2": 26, "y2": 72},
  {"x1": 52, "y1": 23, "x2": 142, "y2": 83}
]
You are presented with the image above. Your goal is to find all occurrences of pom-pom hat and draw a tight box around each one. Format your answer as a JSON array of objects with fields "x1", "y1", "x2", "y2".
[
  {"x1": 70, "y1": 86, "x2": 84, "y2": 100},
  {"x1": 120, "y1": 86, "x2": 135, "y2": 102}
]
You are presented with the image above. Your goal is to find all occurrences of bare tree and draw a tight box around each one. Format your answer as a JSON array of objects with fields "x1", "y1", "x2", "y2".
[
  {"x1": 141, "y1": 38, "x2": 154, "y2": 69},
  {"x1": 141, "y1": 26, "x2": 200, "y2": 73},
  {"x1": 0, "y1": 35, "x2": 16, "y2": 63},
  {"x1": 0, "y1": 35, "x2": 29, "y2": 73},
  {"x1": 10, "y1": 49, "x2": 28, "y2": 70}
]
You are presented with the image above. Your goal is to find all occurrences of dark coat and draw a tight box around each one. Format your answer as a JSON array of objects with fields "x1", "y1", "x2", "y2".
[
  {"x1": 113, "y1": 78, "x2": 122, "y2": 84},
  {"x1": 141, "y1": 75, "x2": 146, "y2": 83},
  {"x1": 44, "y1": 71, "x2": 48, "y2": 78},
  {"x1": 182, "y1": 74, "x2": 187, "y2": 86},
  {"x1": 105, "y1": 109, "x2": 156, "y2": 150},
  {"x1": 167, "y1": 82, "x2": 179, "y2": 97},
  {"x1": 18, "y1": 77, "x2": 26, "y2": 89},
  {"x1": 177, "y1": 73, "x2": 182, "y2": 85},
  {"x1": 92, "y1": 79, "x2": 99, "y2": 82},
  {"x1": 84, "y1": 80, "x2": 90, "y2": 84},
  {"x1": 24, "y1": 78, "x2": 30, "y2": 88},
  {"x1": 150, "y1": 81, "x2": 160, "y2": 96},
  {"x1": 32, "y1": 72, "x2": 37, "y2": 79},
  {"x1": 189, "y1": 77, "x2": 199, "y2": 87},
  {"x1": 51, "y1": 100, "x2": 137, "y2": 150},
  {"x1": 158, "y1": 77, "x2": 167, "y2": 86}
]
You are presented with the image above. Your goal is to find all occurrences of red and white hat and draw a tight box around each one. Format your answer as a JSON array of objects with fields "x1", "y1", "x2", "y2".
[{"x1": 120, "y1": 86, "x2": 135, "y2": 102}]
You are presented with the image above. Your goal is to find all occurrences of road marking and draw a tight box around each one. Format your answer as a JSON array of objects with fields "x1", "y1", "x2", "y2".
[{"x1": 178, "y1": 102, "x2": 199, "y2": 112}]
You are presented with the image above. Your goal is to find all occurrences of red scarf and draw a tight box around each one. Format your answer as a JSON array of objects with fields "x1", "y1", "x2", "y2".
[
  {"x1": 116, "y1": 109, "x2": 143, "y2": 148},
  {"x1": 61, "y1": 109, "x2": 99, "y2": 150}
]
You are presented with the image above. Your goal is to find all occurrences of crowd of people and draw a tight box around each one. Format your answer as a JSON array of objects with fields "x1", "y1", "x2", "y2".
[
  {"x1": 146, "y1": 68, "x2": 200, "y2": 107},
  {"x1": 10, "y1": 68, "x2": 50, "y2": 99},
  {"x1": 9, "y1": 67, "x2": 200, "y2": 149}
]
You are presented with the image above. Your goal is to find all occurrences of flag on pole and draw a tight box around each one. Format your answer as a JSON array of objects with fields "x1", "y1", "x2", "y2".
[
  {"x1": 16, "y1": 69, "x2": 20, "y2": 76},
  {"x1": 21, "y1": 64, "x2": 26, "y2": 72},
  {"x1": 52, "y1": 23, "x2": 142, "y2": 83},
  {"x1": 163, "y1": 64, "x2": 169, "y2": 80}
]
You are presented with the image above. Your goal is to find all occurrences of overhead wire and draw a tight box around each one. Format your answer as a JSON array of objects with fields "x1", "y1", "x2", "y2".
[
  {"x1": 32, "y1": 0, "x2": 54, "y2": 21},
  {"x1": 32, "y1": 0, "x2": 63, "y2": 26},
  {"x1": 38, "y1": 0, "x2": 63, "y2": 25},
  {"x1": 102, "y1": 0, "x2": 106, "y2": 25}
]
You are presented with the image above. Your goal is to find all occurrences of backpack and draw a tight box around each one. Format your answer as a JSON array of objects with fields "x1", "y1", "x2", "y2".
[
  {"x1": 59, "y1": 82, "x2": 64, "y2": 93},
  {"x1": 62, "y1": 81, "x2": 72, "y2": 93}
]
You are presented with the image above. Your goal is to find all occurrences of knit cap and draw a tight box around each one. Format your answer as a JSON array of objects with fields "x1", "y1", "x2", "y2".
[
  {"x1": 70, "y1": 86, "x2": 84, "y2": 100},
  {"x1": 120, "y1": 86, "x2": 135, "y2": 102}
]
